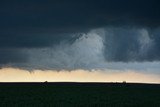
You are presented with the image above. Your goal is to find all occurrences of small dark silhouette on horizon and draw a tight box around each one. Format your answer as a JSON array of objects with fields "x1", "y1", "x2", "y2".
[
  {"x1": 44, "y1": 81, "x2": 48, "y2": 83},
  {"x1": 123, "y1": 81, "x2": 126, "y2": 84}
]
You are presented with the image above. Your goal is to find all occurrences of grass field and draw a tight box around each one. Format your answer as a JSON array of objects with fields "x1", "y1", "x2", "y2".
[{"x1": 0, "y1": 82, "x2": 160, "y2": 107}]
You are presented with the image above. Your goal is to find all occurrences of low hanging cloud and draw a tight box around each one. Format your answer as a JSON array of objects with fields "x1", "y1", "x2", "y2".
[
  {"x1": 0, "y1": 1, "x2": 160, "y2": 74},
  {"x1": 19, "y1": 29, "x2": 106, "y2": 70},
  {"x1": 104, "y1": 27, "x2": 155, "y2": 62},
  {"x1": 1, "y1": 27, "x2": 159, "y2": 72}
]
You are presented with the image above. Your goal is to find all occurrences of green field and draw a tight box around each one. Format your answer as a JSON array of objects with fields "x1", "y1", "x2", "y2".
[{"x1": 0, "y1": 82, "x2": 160, "y2": 107}]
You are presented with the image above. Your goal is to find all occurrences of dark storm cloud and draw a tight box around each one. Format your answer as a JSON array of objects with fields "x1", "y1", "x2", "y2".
[
  {"x1": 0, "y1": 0, "x2": 160, "y2": 29},
  {"x1": 0, "y1": 32, "x2": 74, "y2": 48},
  {"x1": 0, "y1": 0, "x2": 160, "y2": 70},
  {"x1": 1, "y1": 28, "x2": 160, "y2": 70},
  {"x1": 104, "y1": 28, "x2": 155, "y2": 62},
  {"x1": 0, "y1": 0, "x2": 160, "y2": 48},
  {"x1": 0, "y1": 48, "x2": 27, "y2": 64}
]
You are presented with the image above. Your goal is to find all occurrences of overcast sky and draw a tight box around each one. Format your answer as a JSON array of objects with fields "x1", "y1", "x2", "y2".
[{"x1": 0, "y1": 0, "x2": 160, "y2": 82}]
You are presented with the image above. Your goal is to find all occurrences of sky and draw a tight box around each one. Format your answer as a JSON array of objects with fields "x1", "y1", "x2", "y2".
[{"x1": 0, "y1": 0, "x2": 160, "y2": 83}]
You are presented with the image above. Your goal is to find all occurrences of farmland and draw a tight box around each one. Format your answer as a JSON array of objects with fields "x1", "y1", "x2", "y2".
[{"x1": 0, "y1": 82, "x2": 160, "y2": 107}]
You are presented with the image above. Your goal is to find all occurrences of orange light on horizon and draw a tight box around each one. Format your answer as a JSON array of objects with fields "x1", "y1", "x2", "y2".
[{"x1": 0, "y1": 68, "x2": 159, "y2": 83}]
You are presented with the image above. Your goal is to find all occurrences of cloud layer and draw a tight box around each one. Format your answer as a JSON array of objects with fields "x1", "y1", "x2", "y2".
[
  {"x1": 0, "y1": 27, "x2": 159, "y2": 72},
  {"x1": 0, "y1": 0, "x2": 160, "y2": 72}
]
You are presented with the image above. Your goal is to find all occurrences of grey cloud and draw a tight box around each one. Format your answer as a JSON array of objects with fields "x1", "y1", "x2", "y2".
[
  {"x1": 0, "y1": 48, "x2": 28, "y2": 65},
  {"x1": 104, "y1": 28, "x2": 155, "y2": 62},
  {"x1": 1, "y1": 27, "x2": 160, "y2": 71},
  {"x1": 0, "y1": 0, "x2": 160, "y2": 70},
  {"x1": 0, "y1": 0, "x2": 160, "y2": 48}
]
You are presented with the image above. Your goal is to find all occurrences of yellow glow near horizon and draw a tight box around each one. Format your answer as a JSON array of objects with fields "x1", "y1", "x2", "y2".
[{"x1": 0, "y1": 68, "x2": 159, "y2": 83}]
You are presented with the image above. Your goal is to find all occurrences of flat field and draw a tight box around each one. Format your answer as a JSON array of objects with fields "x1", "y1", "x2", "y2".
[{"x1": 0, "y1": 82, "x2": 160, "y2": 107}]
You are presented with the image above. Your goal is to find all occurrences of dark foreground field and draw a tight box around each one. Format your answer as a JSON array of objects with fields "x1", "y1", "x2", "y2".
[{"x1": 0, "y1": 82, "x2": 160, "y2": 107}]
